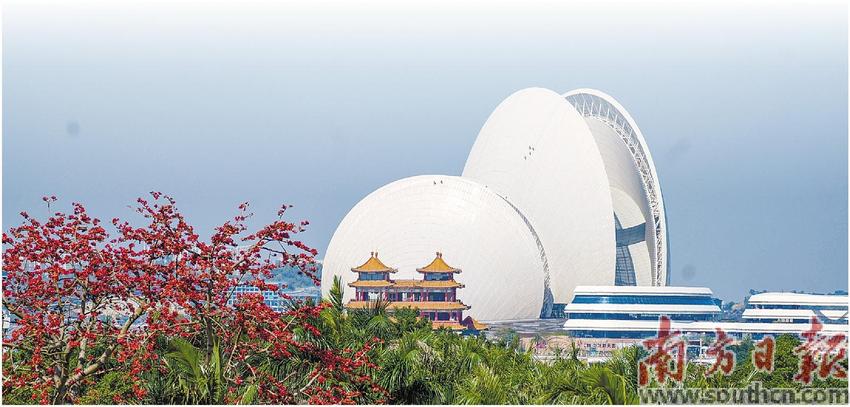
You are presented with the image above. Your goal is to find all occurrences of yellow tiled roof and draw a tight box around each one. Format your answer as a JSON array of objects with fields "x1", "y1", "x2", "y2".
[
  {"x1": 390, "y1": 279, "x2": 464, "y2": 289},
  {"x1": 431, "y1": 321, "x2": 466, "y2": 330},
  {"x1": 345, "y1": 300, "x2": 470, "y2": 311},
  {"x1": 348, "y1": 280, "x2": 394, "y2": 288},
  {"x1": 419, "y1": 280, "x2": 464, "y2": 288},
  {"x1": 351, "y1": 252, "x2": 397, "y2": 273},
  {"x1": 466, "y1": 317, "x2": 489, "y2": 331},
  {"x1": 417, "y1": 252, "x2": 461, "y2": 273},
  {"x1": 348, "y1": 279, "x2": 463, "y2": 289}
]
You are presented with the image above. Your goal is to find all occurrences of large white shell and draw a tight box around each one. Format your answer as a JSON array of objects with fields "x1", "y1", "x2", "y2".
[{"x1": 463, "y1": 88, "x2": 616, "y2": 303}]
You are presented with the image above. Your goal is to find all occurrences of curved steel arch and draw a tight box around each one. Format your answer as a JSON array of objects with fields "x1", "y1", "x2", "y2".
[{"x1": 563, "y1": 89, "x2": 669, "y2": 286}]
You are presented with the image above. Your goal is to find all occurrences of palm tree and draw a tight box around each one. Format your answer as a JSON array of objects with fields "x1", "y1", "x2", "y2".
[
  {"x1": 535, "y1": 361, "x2": 584, "y2": 404},
  {"x1": 455, "y1": 365, "x2": 510, "y2": 404},
  {"x1": 318, "y1": 276, "x2": 349, "y2": 345},
  {"x1": 605, "y1": 345, "x2": 644, "y2": 396},
  {"x1": 160, "y1": 337, "x2": 227, "y2": 404},
  {"x1": 378, "y1": 329, "x2": 441, "y2": 403},
  {"x1": 580, "y1": 364, "x2": 638, "y2": 404}
]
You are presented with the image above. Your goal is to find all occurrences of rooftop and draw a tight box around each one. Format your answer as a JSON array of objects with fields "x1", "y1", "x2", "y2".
[
  {"x1": 348, "y1": 279, "x2": 464, "y2": 289},
  {"x1": 466, "y1": 317, "x2": 489, "y2": 331},
  {"x1": 573, "y1": 285, "x2": 714, "y2": 296},
  {"x1": 748, "y1": 292, "x2": 849, "y2": 306},
  {"x1": 417, "y1": 252, "x2": 462, "y2": 273},
  {"x1": 347, "y1": 280, "x2": 394, "y2": 288},
  {"x1": 351, "y1": 252, "x2": 397, "y2": 273},
  {"x1": 393, "y1": 279, "x2": 464, "y2": 288},
  {"x1": 346, "y1": 300, "x2": 470, "y2": 311},
  {"x1": 431, "y1": 321, "x2": 466, "y2": 330}
]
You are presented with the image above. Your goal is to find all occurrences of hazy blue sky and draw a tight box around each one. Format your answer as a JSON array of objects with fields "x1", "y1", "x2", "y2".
[{"x1": 3, "y1": 1, "x2": 847, "y2": 301}]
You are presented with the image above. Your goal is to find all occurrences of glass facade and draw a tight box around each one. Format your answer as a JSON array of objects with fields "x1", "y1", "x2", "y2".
[
  {"x1": 565, "y1": 289, "x2": 723, "y2": 339},
  {"x1": 613, "y1": 214, "x2": 638, "y2": 286},
  {"x1": 572, "y1": 295, "x2": 716, "y2": 305},
  {"x1": 751, "y1": 304, "x2": 847, "y2": 311},
  {"x1": 550, "y1": 303, "x2": 566, "y2": 319},
  {"x1": 746, "y1": 302, "x2": 848, "y2": 324},
  {"x1": 614, "y1": 246, "x2": 637, "y2": 286},
  {"x1": 567, "y1": 312, "x2": 717, "y2": 321},
  {"x1": 566, "y1": 288, "x2": 849, "y2": 341}
]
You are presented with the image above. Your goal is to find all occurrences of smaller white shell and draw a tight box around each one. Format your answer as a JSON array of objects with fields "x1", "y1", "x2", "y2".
[{"x1": 321, "y1": 175, "x2": 548, "y2": 321}]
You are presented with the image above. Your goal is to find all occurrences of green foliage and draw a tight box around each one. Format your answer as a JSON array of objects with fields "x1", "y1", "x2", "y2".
[
  {"x1": 12, "y1": 278, "x2": 843, "y2": 406},
  {"x1": 157, "y1": 337, "x2": 228, "y2": 404},
  {"x1": 77, "y1": 372, "x2": 136, "y2": 404}
]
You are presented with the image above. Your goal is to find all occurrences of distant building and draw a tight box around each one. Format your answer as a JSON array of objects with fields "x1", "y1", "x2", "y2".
[
  {"x1": 227, "y1": 265, "x2": 322, "y2": 312},
  {"x1": 563, "y1": 286, "x2": 848, "y2": 359},
  {"x1": 744, "y1": 292, "x2": 848, "y2": 325},
  {"x1": 563, "y1": 286, "x2": 722, "y2": 340},
  {"x1": 345, "y1": 252, "x2": 487, "y2": 333}
]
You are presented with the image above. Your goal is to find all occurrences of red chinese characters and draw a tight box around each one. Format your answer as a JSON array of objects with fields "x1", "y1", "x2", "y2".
[
  {"x1": 639, "y1": 316, "x2": 686, "y2": 386},
  {"x1": 705, "y1": 327, "x2": 735, "y2": 376},
  {"x1": 752, "y1": 336, "x2": 775, "y2": 372},
  {"x1": 793, "y1": 316, "x2": 847, "y2": 384}
]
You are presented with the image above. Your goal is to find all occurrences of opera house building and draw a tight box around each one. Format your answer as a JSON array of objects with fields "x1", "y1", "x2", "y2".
[{"x1": 321, "y1": 88, "x2": 670, "y2": 322}]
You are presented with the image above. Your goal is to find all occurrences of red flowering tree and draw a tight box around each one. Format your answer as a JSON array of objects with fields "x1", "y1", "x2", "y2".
[{"x1": 2, "y1": 193, "x2": 385, "y2": 404}]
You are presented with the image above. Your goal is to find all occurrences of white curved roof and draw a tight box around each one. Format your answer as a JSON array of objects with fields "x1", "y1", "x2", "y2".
[
  {"x1": 573, "y1": 285, "x2": 713, "y2": 296},
  {"x1": 564, "y1": 89, "x2": 669, "y2": 286},
  {"x1": 320, "y1": 175, "x2": 549, "y2": 321},
  {"x1": 748, "y1": 292, "x2": 849, "y2": 307},
  {"x1": 462, "y1": 88, "x2": 616, "y2": 303},
  {"x1": 742, "y1": 309, "x2": 848, "y2": 320}
]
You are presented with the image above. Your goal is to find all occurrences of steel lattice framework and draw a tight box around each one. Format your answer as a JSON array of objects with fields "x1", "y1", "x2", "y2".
[{"x1": 564, "y1": 90, "x2": 668, "y2": 286}]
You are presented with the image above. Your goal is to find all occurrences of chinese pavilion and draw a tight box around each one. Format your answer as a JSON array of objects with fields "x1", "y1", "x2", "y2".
[{"x1": 345, "y1": 252, "x2": 487, "y2": 333}]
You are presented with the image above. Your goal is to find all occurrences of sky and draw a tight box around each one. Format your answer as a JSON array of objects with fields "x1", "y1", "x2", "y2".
[{"x1": 2, "y1": 0, "x2": 847, "y2": 302}]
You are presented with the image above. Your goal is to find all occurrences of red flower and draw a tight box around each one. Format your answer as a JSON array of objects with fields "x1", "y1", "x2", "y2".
[{"x1": 3, "y1": 193, "x2": 380, "y2": 404}]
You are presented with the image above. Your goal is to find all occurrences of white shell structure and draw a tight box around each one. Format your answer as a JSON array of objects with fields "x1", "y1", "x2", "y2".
[
  {"x1": 322, "y1": 87, "x2": 669, "y2": 320},
  {"x1": 321, "y1": 175, "x2": 550, "y2": 321},
  {"x1": 462, "y1": 88, "x2": 616, "y2": 303},
  {"x1": 563, "y1": 89, "x2": 669, "y2": 286}
]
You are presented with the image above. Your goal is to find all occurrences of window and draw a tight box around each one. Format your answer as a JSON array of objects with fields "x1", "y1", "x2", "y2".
[
  {"x1": 360, "y1": 272, "x2": 387, "y2": 281},
  {"x1": 755, "y1": 304, "x2": 847, "y2": 311},
  {"x1": 613, "y1": 215, "x2": 638, "y2": 286},
  {"x1": 566, "y1": 312, "x2": 717, "y2": 321},
  {"x1": 572, "y1": 295, "x2": 717, "y2": 306}
]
